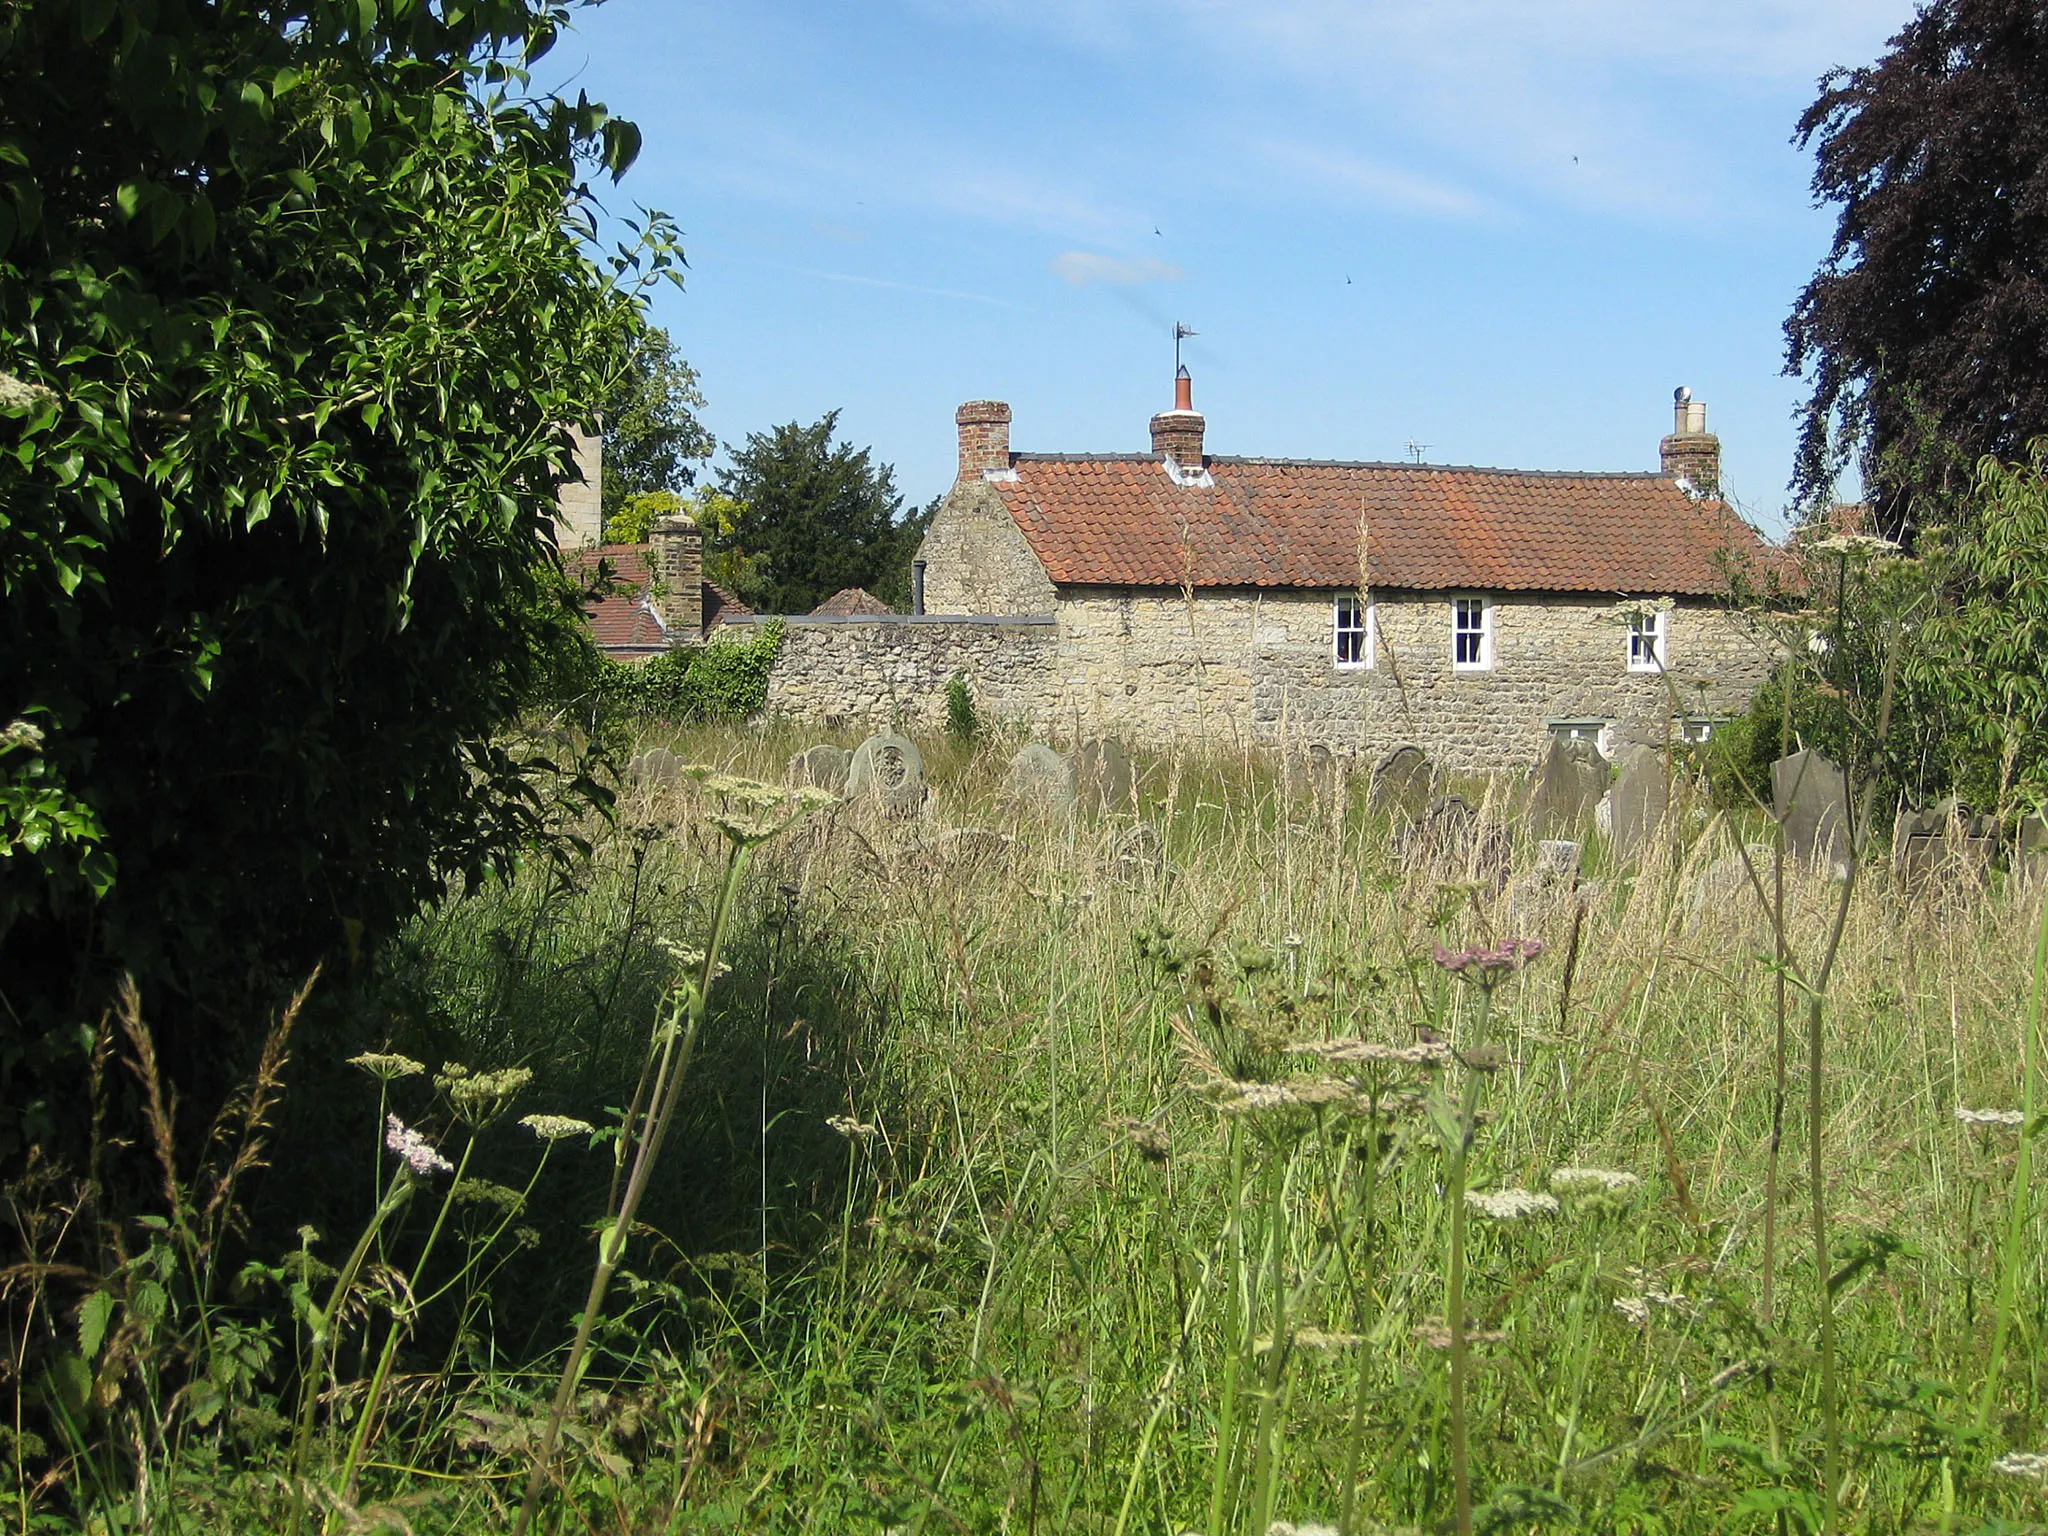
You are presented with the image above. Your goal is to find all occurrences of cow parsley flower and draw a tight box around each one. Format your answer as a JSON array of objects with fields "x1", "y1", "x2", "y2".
[
  {"x1": 520, "y1": 1114, "x2": 595, "y2": 1142},
  {"x1": 826, "y1": 1114, "x2": 878, "y2": 1139},
  {"x1": 349, "y1": 1052, "x2": 426, "y2": 1081},
  {"x1": 1992, "y1": 1451, "x2": 2048, "y2": 1479},
  {"x1": 1465, "y1": 1188, "x2": 1559, "y2": 1220},
  {"x1": 1956, "y1": 1107, "x2": 2025, "y2": 1128},
  {"x1": 1551, "y1": 1167, "x2": 1641, "y2": 1194}
]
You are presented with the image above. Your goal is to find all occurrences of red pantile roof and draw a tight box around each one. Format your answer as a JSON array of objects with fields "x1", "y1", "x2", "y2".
[
  {"x1": 562, "y1": 543, "x2": 753, "y2": 652},
  {"x1": 991, "y1": 456, "x2": 1767, "y2": 596},
  {"x1": 809, "y1": 586, "x2": 894, "y2": 616}
]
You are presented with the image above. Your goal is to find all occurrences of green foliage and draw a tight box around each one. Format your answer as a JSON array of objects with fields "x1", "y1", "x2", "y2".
[
  {"x1": 713, "y1": 412, "x2": 925, "y2": 614},
  {"x1": 600, "y1": 622, "x2": 784, "y2": 724},
  {"x1": 606, "y1": 489, "x2": 680, "y2": 547},
  {"x1": 944, "y1": 671, "x2": 978, "y2": 744},
  {"x1": 0, "y1": 0, "x2": 665, "y2": 1109},
  {"x1": 1911, "y1": 443, "x2": 2048, "y2": 809},
  {"x1": 599, "y1": 325, "x2": 713, "y2": 525}
]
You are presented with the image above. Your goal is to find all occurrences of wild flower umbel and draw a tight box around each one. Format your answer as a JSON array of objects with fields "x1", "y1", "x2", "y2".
[
  {"x1": 681, "y1": 767, "x2": 836, "y2": 847},
  {"x1": 385, "y1": 1115, "x2": 454, "y2": 1176},
  {"x1": 1551, "y1": 1167, "x2": 1641, "y2": 1194},
  {"x1": 1464, "y1": 1188, "x2": 1558, "y2": 1220},
  {"x1": 1265, "y1": 1522, "x2": 1340, "y2": 1536},
  {"x1": 1432, "y1": 937, "x2": 1543, "y2": 988},
  {"x1": 1288, "y1": 1037, "x2": 1453, "y2": 1069},
  {"x1": 1992, "y1": 1451, "x2": 2048, "y2": 1479},
  {"x1": 0, "y1": 718, "x2": 45, "y2": 754},
  {"x1": 826, "y1": 1114, "x2": 878, "y2": 1139},
  {"x1": 349, "y1": 1052, "x2": 426, "y2": 1081},
  {"x1": 519, "y1": 1114, "x2": 595, "y2": 1142},
  {"x1": 1810, "y1": 531, "x2": 1902, "y2": 558},
  {"x1": 1956, "y1": 1107, "x2": 2025, "y2": 1128},
  {"x1": 436, "y1": 1064, "x2": 533, "y2": 1124}
]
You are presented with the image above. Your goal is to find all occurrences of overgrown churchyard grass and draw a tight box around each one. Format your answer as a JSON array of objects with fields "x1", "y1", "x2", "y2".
[{"x1": 13, "y1": 721, "x2": 2048, "y2": 1534}]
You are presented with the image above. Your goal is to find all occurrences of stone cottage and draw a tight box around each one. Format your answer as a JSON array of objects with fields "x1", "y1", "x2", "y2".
[{"x1": 869, "y1": 376, "x2": 1775, "y2": 767}]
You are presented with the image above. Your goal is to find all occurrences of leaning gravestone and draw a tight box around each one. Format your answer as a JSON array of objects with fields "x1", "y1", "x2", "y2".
[
  {"x1": 1773, "y1": 750, "x2": 1849, "y2": 871},
  {"x1": 845, "y1": 732, "x2": 927, "y2": 816},
  {"x1": 787, "y1": 744, "x2": 852, "y2": 793},
  {"x1": 1528, "y1": 738, "x2": 1609, "y2": 836},
  {"x1": 1372, "y1": 746, "x2": 1432, "y2": 822},
  {"x1": 626, "y1": 746, "x2": 680, "y2": 788},
  {"x1": 1610, "y1": 745, "x2": 1669, "y2": 857},
  {"x1": 1007, "y1": 743, "x2": 1077, "y2": 813},
  {"x1": 2019, "y1": 816, "x2": 2048, "y2": 883},
  {"x1": 1892, "y1": 800, "x2": 1995, "y2": 887},
  {"x1": 1536, "y1": 839, "x2": 1583, "y2": 882},
  {"x1": 1078, "y1": 736, "x2": 1134, "y2": 813}
]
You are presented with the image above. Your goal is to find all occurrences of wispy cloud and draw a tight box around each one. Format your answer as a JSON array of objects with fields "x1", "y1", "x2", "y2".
[
  {"x1": 789, "y1": 266, "x2": 1029, "y2": 310},
  {"x1": 1253, "y1": 141, "x2": 1494, "y2": 221},
  {"x1": 1052, "y1": 251, "x2": 1184, "y2": 286}
]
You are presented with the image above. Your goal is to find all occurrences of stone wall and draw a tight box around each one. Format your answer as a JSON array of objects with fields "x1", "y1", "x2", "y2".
[
  {"x1": 744, "y1": 587, "x2": 1777, "y2": 769},
  {"x1": 913, "y1": 480, "x2": 1058, "y2": 615},
  {"x1": 729, "y1": 614, "x2": 1059, "y2": 733}
]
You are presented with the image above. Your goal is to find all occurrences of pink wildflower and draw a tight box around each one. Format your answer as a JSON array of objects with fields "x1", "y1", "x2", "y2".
[
  {"x1": 1431, "y1": 937, "x2": 1544, "y2": 988},
  {"x1": 385, "y1": 1114, "x2": 454, "y2": 1177}
]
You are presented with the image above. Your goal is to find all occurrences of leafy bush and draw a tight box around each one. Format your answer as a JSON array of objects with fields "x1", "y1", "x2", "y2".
[
  {"x1": 600, "y1": 622, "x2": 784, "y2": 725},
  {"x1": 945, "y1": 671, "x2": 978, "y2": 744},
  {"x1": 0, "y1": 0, "x2": 662, "y2": 1132}
]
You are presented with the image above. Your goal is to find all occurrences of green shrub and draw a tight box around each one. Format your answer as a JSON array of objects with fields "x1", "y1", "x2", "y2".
[
  {"x1": 945, "y1": 671, "x2": 978, "y2": 744},
  {"x1": 597, "y1": 621, "x2": 784, "y2": 725}
]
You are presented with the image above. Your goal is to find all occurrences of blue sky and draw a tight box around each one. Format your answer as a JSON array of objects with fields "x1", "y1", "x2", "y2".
[{"x1": 560, "y1": 0, "x2": 1920, "y2": 533}]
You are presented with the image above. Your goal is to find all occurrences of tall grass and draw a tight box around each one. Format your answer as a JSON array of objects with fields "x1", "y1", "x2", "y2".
[{"x1": 8, "y1": 721, "x2": 2046, "y2": 1534}]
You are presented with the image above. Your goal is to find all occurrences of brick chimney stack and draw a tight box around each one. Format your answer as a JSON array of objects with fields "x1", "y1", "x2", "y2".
[
  {"x1": 956, "y1": 400, "x2": 1012, "y2": 480},
  {"x1": 652, "y1": 510, "x2": 703, "y2": 642},
  {"x1": 1659, "y1": 387, "x2": 1721, "y2": 496},
  {"x1": 1150, "y1": 366, "x2": 1205, "y2": 464}
]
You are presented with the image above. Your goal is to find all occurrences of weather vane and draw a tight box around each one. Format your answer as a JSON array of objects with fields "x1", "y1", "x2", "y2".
[{"x1": 1174, "y1": 321, "x2": 1197, "y2": 374}]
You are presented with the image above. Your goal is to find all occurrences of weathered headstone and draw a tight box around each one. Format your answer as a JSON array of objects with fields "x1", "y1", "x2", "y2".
[
  {"x1": 626, "y1": 747, "x2": 680, "y2": 788},
  {"x1": 1078, "y1": 737, "x2": 1134, "y2": 813},
  {"x1": 1372, "y1": 746, "x2": 1432, "y2": 822},
  {"x1": 1773, "y1": 750, "x2": 1849, "y2": 871},
  {"x1": 1528, "y1": 737, "x2": 1609, "y2": 836},
  {"x1": 1893, "y1": 800, "x2": 1995, "y2": 887},
  {"x1": 2019, "y1": 815, "x2": 2048, "y2": 883},
  {"x1": 1113, "y1": 821, "x2": 1170, "y2": 881},
  {"x1": 1610, "y1": 745, "x2": 1669, "y2": 856},
  {"x1": 1007, "y1": 743, "x2": 1077, "y2": 812},
  {"x1": 846, "y1": 732, "x2": 927, "y2": 816},
  {"x1": 787, "y1": 744, "x2": 852, "y2": 793},
  {"x1": 1535, "y1": 839, "x2": 1583, "y2": 882}
]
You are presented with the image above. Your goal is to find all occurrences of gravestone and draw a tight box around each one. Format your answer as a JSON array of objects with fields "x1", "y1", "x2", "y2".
[
  {"x1": 846, "y1": 732, "x2": 927, "y2": 816},
  {"x1": 1610, "y1": 745, "x2": 1669, "y2": 857},
  {"x1": 787, "y1": 744, "x2": 852, "y2": 794},
  {"x1": 2019, "y1": 816, "x2": 2048, "y2": 882},
  {"x1": 1007, "y1": 743, "x2": 1077, "y2": 813},
  {"x1": 626, "y1": 747, "x2": 679, "y2": 788},
  {"x1": 1113, "y1": 821, "x2": 1170, "y2": 881},
  {"x1": 1528, "y1": 738, "x2": 1609, "y2": 836},
  {"x1": 1772, "y1": 750, "x2": 1849, "y2": 871},
  {"x1": 1078, "y1": 737, "x2": 1134, "y2": 813},
  {"x1": 1536, "y1": 840, "x2": 1583, "y2": 882},
  {"x1": 1372, "y1": 746, "x2": 1432, "y2": 822},
  {"x1": 1893, "y1": 801, "x2": 1995, "y2": 886}
]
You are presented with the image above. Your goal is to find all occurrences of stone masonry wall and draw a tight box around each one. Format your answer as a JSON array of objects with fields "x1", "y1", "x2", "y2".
[
  {"x1": 914, "y1": 481, "x2": 1058, "y2": 615},
  {"x1": 737, "y1": 615, "x2": 1059, "y2": 734},
  {"x1": 749, "y1": 588, "x2": 1776, "y2": 769}
]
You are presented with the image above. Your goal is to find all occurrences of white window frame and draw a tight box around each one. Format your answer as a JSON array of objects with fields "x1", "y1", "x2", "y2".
[
  {"x1": 1333, "y1": 592, "x2": 1374, "y2": 669},
  {"x1": 1626, "y1": 608, "x2": 1668, "y2": 674},
  {"x1": 1451, "y1": 594, "x2": 1492, "y2": 671}
]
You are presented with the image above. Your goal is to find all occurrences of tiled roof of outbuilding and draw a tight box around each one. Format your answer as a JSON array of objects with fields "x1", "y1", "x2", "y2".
[
  {"x1": 810, "y1": 587, "x2": 894, "y2": 616},
  {"x1": 989, "y1": 455, "x2": 1767, "y2": 596},
  {"x1": 563, "y1": 543, "x2": 752, "y2": 652}
]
